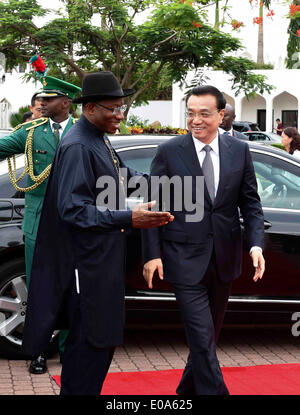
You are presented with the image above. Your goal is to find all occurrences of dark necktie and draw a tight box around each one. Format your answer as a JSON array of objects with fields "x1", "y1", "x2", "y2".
[
  {"x1": 223, "y1": 131, "x2": 231, "y2": 136},
  {"x1": 202, "y1": 145, "x2": 215, "y2": 202},
  {"x1": 52, "y1": 123, "x2": 62, "y2": 141}
]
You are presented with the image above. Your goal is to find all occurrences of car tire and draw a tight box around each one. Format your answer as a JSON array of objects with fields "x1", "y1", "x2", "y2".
[{"x1": 0, "y1": 257, "x2": 58, "y2": 359}]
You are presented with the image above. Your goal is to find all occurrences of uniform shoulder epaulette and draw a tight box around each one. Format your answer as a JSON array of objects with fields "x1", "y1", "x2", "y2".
[
  {"x1": 12, "y1": 118, "x2": 35, "y2": 132},
  {"x1": 11, "y1": 124, "x2": 24, "y2": 133},
  {"x1": 11, "y1": 117, "x2": 48, "y2": 133},
  {"x1": 72, "y1": 118, "x2": 79, "y2": 124},
  {"x1": 25, "y1": 117, "x2": 49, "y2": 131}
]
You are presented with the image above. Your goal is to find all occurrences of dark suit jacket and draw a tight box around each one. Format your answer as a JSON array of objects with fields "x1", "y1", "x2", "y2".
[
  {"x1": 142, "y1": 132, "x2": 264, "y2": 285},
  {"x1": 22, "y1": 115, "x2": 143, "y2": 355},
  {"x1": 233, "y1": 130, "x2": 249, "y2": 140}
]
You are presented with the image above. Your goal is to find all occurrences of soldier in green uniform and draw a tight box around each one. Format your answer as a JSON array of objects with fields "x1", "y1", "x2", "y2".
[{"x1": 0, "y1": 76, "x2": 81, "y2": 374}]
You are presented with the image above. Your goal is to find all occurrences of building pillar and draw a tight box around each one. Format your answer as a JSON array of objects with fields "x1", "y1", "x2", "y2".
[
  {"x1": 265, "y1": 97, "x2": 273, "y2": 132},
  {"x1": 234, "y1": 96, "x2": 243, "y2": 121}
]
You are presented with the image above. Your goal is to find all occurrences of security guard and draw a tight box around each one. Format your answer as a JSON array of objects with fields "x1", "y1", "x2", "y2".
[{"x1": 0, "y1": 76, "x2": 81, "y2": 374}]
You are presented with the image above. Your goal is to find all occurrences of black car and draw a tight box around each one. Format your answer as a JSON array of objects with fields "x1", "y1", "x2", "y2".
[
  {"x1": 233, "y1": 121, "x2": 260, "y2": 132},
  {"x1": 0, "y1": 135, "x2": 300, "y2": 358}
]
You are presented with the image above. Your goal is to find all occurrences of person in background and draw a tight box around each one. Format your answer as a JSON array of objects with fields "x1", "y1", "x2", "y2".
[
  {"x1": 29, "y1": 93, "x2": 43, "y2": 120},
  {"x1": 275, "y1": 118, "x2": 283, "y2": 136},
  {"x1": 219, "y1": 104, "x2": 248, "y2": 140},
  {"x1": 20, "y1": 94, "x2": 43, "y2": 124},
  {"x1": 281, "y1": 127, "x2": 300, "y2": 159},
  {"x1": 22, "y1": 111, "x2": 33, "y2": 123}
]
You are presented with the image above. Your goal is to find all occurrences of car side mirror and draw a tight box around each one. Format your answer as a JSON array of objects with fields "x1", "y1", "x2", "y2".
[
  {"x1": 0, "y1": 200, "x2": 14, "y2": 221},
  {"x1": 0, "y1": 199, "x2": 25, "y2": 221}
]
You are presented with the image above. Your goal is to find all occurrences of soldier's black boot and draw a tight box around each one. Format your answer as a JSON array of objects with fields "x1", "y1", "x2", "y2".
[{"x1": 29, "y1": 353, "x2": 47, "y2": 374}]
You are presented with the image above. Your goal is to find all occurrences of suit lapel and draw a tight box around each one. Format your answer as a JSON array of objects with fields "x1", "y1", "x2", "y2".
[
  {"x1": 177, "y1": 132, "x2": 212, "y2": 205},
  {"x1": 177, "y1": 132, "x2": 203, "y2": 177},
  {"x1": 214, "y1": 134, "x2": 234, "y2": 206},
  {"x1": 178, "y1": 132, "x2": 235, "y2": 207}
]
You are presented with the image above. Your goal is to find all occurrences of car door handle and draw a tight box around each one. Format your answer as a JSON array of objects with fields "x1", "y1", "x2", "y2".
[
  {"x1": 239, "y1": 217, "x2": 272, "y2": 230},
  {"x1": 264, "y1": 220, "x2": 272, "y2": 230}
]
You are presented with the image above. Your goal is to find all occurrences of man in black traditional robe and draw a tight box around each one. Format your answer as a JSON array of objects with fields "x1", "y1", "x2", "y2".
[{"x1": 22, "y1": 72, "x2": 173, "y2": 395}]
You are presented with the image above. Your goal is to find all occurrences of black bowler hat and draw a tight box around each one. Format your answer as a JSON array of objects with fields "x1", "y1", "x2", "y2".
[{"x1": 73, "y1": 71, "x2": 134, "y2": 104}]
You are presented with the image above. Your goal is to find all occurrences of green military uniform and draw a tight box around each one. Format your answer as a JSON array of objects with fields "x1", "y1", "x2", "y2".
[
  {"x1": 0, "y1": 116, "x2": 76, "y2": 278},
  {"x1": 0, "y1": 76, "x2": 81, "y2": 355}
]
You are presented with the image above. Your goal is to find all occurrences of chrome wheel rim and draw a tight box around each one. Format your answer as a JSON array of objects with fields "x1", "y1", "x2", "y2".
[{"x1": 0, "y1": 274, "x2": 27, "y2": 347}]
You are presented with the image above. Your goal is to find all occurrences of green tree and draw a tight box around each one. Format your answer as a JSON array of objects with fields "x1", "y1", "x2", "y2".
[
  {"x1": 213, "y1": 0, "x2": 231, "y2": 29},
  {"x1": 257, "y1": 1, "x2": 264, "y2": 64},
  {"x1": 255, "y1": 0, "x2": 272, "y2": 65},
  {"x1": 0, "y1": 0, "x2": 273, "y2": 113},
  {"x1": 213, "y1": 0, "x2": 274, "y2": 66},
  {"x1": 9, "y1": 106, "x2": 30, "y2": 127},
  {"x1": 286, "y1": 0, "x2": 300, "y2": 69}
]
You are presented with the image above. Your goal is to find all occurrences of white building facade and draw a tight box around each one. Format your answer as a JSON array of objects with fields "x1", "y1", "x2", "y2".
[
  {"x1": 0, "y1": 67, "x2": 174, "y2": 129},
  {"x1": 1, "y1": 68, "x2": 299, "y2": 132},
  {"x1": 127, "y1": 100, "x2": 173, "y2": 127},
  {"x1": 172, "y1": 69, "x2": 300, "y2": 132},
  {"x1": 0, "y1": 66, "x2": 40, "y2": 129}
]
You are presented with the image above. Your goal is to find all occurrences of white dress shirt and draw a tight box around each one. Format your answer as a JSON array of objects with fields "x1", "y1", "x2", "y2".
[
  {"x1": 219, "y1": 127, "x2": 233, "y2": 136},
  {"x1": 192, "y1": 133, "x2": 262, "y2": 254},
  {"x1": 50, "y1": 117, "x2": 70, "y2": 139},
  {"x1": 192, "y1": 133, "x2": 220, "y2": 198}
]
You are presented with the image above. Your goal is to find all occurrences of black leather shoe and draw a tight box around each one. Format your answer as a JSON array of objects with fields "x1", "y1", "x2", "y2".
[{"x1": 29, "y1": 354, "x2": 47, "y2": 374}]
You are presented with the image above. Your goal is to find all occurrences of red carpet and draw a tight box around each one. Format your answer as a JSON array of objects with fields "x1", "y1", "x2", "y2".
[{"x1": 52, "y1": 364, "x2": 300, "y2": 395}]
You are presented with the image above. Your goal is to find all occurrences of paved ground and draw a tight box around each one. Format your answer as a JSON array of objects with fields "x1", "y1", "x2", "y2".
[{"x1": 0, "y1": 325, "x2": 300, "y2": 395}]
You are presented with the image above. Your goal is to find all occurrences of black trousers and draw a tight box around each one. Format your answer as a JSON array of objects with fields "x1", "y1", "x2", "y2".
[
  {"x1": 172, "y1": 251, "x2": 232, "y2": 395},
  {"x1": 60, "y1": 281, "x2": 115, "y2": 395}
]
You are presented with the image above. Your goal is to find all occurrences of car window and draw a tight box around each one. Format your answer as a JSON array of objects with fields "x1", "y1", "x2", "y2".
[
  {"x1": 248, "y1": 133, "x2": 269, "y2": 141},
  {"x1": 251, "y1": 151, "x2": 300, "y2": 210},
  {"x1": 232, "y1": 122, "x2": 246, "y2": 132},
  {"x1": 233, "y1": 122, "x2": 259, "y2": 132},
  {"x1": 268, "y1": 133, "x2": 282, "y2": 143},
  {"x1": 117, "y1": 147, "x2": 157, "y2": 174},
  {"x1": 233, "y1": 125, "x2": 243, "y2": 132},
  {"x1": 251, "y1": 125, "x2": 260, "y2": 132},
  {"x1": 0, "y1": 158, "x2": 26, "y2": 198}
]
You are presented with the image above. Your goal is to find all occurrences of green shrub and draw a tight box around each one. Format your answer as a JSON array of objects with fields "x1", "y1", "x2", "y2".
[
  {"x1": 119, "y1": 122, "x2": 130, "y2": 134},
  {"x1": 271, "y1": 143, "x2": 285, "y2": 151},
  {"x1": 9, "y1": 106, "x2": 30, "y2": 127},
  {"x1": 254, "y1": 63, "x2": 274, "y2": 70},
  {"x1": 126, "y1": 115, "x2": 149, "y2": 128}
]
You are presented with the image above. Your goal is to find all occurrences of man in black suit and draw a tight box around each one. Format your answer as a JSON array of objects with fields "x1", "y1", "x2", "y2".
[
  {"x1": 219, "y1": 103, "x2": 248, "y2": 140},
  {"x1": 23, "y1": 72, "x2": 173, "y2": 395},
  {"x1": 143, "y1": 86, "x2": 265, "y2": 395}
]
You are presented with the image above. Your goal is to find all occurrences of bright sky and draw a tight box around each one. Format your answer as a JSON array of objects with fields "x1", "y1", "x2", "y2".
[
  {"x1": 205, "y1": 0, "x2": 291, "y2": 69},
  {"x1": 36, "y1": 0, "x2": 291, "y2": 69}
]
